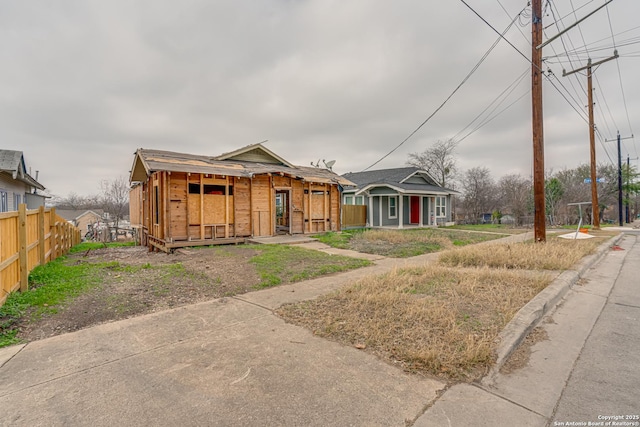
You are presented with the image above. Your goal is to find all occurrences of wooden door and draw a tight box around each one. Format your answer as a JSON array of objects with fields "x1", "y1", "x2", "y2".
[{"x1": 410, "y1": 196, "x2": 420, "y2": 224}]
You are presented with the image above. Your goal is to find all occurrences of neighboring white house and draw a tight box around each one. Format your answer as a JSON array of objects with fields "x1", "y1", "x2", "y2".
[
  {"x1": 0, "y1": 150, "x2": 46, "y2": 212},
  {"x1": 341, "y1": 167, "x2": 459, "y2": 228},
  {"x1": 56, "y1": 209, "x2": 106, "y2": 238}
]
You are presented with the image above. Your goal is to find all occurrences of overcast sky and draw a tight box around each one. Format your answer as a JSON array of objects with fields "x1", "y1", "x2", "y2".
[{"x1": 2, "y1": 0, "x2": 639, "y2": 197}]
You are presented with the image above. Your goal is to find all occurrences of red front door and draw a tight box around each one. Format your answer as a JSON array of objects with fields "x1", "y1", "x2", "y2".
[{"x1": 410, "y1": 196, "x2": 420, "y2": 224}]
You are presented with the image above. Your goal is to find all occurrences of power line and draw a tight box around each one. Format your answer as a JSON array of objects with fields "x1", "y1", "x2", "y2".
[
  {"x1": 452, "y1": 68, "x2": 529, "y2": 141},
  {"x1": 459, "y1": 0, "x2": 531, "y2": 64},
  {"x1": 606, "y1": 2, "x2": 637, "y2": 157},
  {"x1": 457, "y1": 89, "x2": 530, "y2": 144},
  {"x1": 543, "y1": 0, "x2": 597, "y2": 30},
  {"x1": 361, "y1": 2, "x2": 526, "y2": 171}
]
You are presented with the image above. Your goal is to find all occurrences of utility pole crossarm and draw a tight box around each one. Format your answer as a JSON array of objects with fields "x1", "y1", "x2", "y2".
[
  {"x1": 537, "y1": 0, "x2": 613, "y2": 50},
  {"x1": 562, "y1": 51, "x2": 619, "y2": 77}
]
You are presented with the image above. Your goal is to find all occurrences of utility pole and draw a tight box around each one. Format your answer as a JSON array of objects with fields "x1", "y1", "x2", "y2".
[
  {"x1": 617, "y1": 132, "x2": 622, "y2": 226},
  {"x1": 533, "y1": 0, "x2": 609, "y2": 239},
  {"x1": 605, "y1": 132, "x2": 633, "y2": 226},
  {"x1": 588, "y1": 61, "x2": 601, "y2": 229},
  {"x1": 532, "y1": 0, "x2": 545, "y2": 242},
  {"x1": 626, "y1": 156, "x2": 639, "y2": 223},
  {"x1": 563, "y1": 52, "x2": 618, "y2": 230}
]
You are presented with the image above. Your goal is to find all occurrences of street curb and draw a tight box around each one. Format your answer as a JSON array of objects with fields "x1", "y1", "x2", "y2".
[{"x1": 483, "y1": 233, "x2": 624, "y2": 386}]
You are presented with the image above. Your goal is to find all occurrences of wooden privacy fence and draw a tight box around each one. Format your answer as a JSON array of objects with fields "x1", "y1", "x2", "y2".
[
  {"x1": 0, "y1": 205, "x2": 81, "y2": 307},
  {"x1": 342, "y1": 205, "x2": 367, "y2": 228}
]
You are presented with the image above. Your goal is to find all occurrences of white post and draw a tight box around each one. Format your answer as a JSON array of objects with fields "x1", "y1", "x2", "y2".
[
  {"x1": 419, "y1": 196, "x2": 423, "y2": 227},
  {"x1": 398, "y1": 195, "x2": 403, "y2": 229}
]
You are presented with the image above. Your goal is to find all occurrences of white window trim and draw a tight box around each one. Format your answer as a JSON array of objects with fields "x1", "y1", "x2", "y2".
[
  {"x1": 435, "y1": 196, "x2": 447, "y2": 218},
  {"x1": 388, "y1": 196, "x2": 398, "y2": 219},
  {"x1": 355, "y1": 196, "x2": 364, "y2": 205},
  {"x1": 0, "y1": 190, "x2": 8, "y2": 213},
  {"x1": 344, "y1": 195, "x2": 354, "y2": 205}
]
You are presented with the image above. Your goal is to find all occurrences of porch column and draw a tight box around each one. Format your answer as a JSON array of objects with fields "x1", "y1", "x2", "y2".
[
  {"x1": 427, "y1": 197, "x2": 435, "y2": 225},
  {"x1": 367, "y1": 194, "x2": 372, "y2": 227},
  {"x1": 431, "y1": 197, "x2": 435, "y2": 226},
  {"x1": 379, "y1": 196, "x2": 383, "y2": 227},
  {"x1": 419, "y1": 196, "x2": 423, "y2": 227},
  {"x1": 398, "y1": 195, "x2": 403, "y2": 229}
]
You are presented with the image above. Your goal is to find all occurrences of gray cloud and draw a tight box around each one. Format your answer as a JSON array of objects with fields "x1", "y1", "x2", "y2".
[{"x1": 1, "y1": 0, "x2": 638, "y2": 197}]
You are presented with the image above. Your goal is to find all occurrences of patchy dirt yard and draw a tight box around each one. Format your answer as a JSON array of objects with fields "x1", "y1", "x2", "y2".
[
  {"x1": 11, "y1": 243, "x2": 369, "y2": 344},
  {"x1": 15, "y1": 246, "x2": 260, "y2": 342}
]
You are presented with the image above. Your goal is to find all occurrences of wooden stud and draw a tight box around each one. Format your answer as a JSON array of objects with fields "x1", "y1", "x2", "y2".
[
  {"x1": 307, "y1": 183, "x2": 312, "y2": 233},
  {"x1": 185, "y1": 173, "x2": 190, "y2": 239},
  {"x1": 269, "y1": 175, "x2": 274, "y2": 236},
  {"x1": 199, "y1": 174, "x2": 204, "y2": 240},
  {"x1": 250, "y1": 177, "x2": 254, "y2": 236},
  {"x1": 225, "y1": 175, "x2": 229, "y2": 238},
  {"x1": 164, "y1": 171, "x2": 170, "y2": 241}
]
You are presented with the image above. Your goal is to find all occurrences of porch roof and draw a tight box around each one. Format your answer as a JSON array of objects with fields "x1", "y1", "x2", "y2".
[{"x1": 345, "y1": 182, "x2": 458, "y2": 196}]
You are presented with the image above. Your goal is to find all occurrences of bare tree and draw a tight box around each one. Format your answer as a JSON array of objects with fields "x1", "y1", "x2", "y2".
[
  {"x1": 407, "y1": 139, "x2": 458, "y2": 187},
  {"x1": 460, "y1": 167, "x2": 496, "y2": 223},
  {"x1": 498, "y1": 174, "x2": 532, "y2": 226},
  {"x1": 52, "y1": 192, "x2": 99, "y2": 210},
  {"x1": 100, "y1": 176, "x2": 130, "y2": 229},
  {"x1": 550, "y1": 163, "x2": 620, "y2": 225}
]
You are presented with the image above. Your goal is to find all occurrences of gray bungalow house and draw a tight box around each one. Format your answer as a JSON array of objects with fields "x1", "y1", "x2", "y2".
[
  {"x1": 341, "y1": 167, "x2": 458, "y2": 228},
  {"x1": 0, "y1": 150, "x2": 46, "y2": 212}
]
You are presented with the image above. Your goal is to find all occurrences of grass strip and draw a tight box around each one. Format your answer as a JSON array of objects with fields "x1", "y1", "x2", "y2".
[
  {"x1": 438, "y1": 238, "x2": 600, "y2": 270},
  {"x1": 0, "y1": 257, "x2": 102, "y2": 347},
  {"x1": 250, "y1": 244, "x2": 371, "y2": 288},
  {"x1": 277, "y1": 265, "x2": 551, "y2": 380},
  {"x1": 315, "y1": 228, "x2": 505, "y2": 258}
]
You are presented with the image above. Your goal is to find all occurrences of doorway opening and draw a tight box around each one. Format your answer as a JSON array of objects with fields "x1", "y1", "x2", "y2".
[{"x1": 275, "y1": 190, "x2": 291, "y2": 234}]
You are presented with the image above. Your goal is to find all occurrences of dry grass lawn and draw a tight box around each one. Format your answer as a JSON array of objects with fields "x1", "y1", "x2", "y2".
[
  {"x1": 438, "y1": 237, "x2": 601, "y2": 270},
  {"x1": 277, "y1": 236, "x2": 608, "y2": 381}
]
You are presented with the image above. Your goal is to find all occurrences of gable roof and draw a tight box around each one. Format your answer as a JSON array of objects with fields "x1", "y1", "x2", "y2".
[
  {"x1": 343, "y1": 167, "x2": 429, "y2": 187},
  {"x1": 0, "y1": 149, "x2": 45, "y2": 190},
  {"x1": 129, "y1": 145, "x2": 354, "y2": 186},
  {"x1": 214, "y1": 142, "x2": 294, "y2": 168},
  {"x1": 56, "y1": 209, "x2": 105, "y2": 222},
  {"x1": 342, "y1": 167, "x2": 457, "y2": 195}
]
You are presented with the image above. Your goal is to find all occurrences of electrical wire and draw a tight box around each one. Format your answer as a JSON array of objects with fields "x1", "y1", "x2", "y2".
[
  {"x1": 543, "y1": 0, "x2": 596, "y2": 30},
  {"x1": 606, "y1": 1, "x2": 638, "y2": 158},
  {"x1": 361, "y1": 2, "x2": 527, "y2": 171},
  {"x1": 452, "y1": 68, "x2": 529, "y2": 142}
]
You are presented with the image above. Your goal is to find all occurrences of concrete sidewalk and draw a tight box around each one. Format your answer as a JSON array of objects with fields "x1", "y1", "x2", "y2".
[
  {"x1": 414, "y1": 232, "x2": 639, "y2": 426},
  {"x1": 0, "y1": 230, "x2": 634, "y2": 426}
]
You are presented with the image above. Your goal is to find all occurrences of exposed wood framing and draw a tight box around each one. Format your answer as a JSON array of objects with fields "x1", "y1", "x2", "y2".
[{"x1": 225, "y1": 175, "x2": 229, "y2": 238}]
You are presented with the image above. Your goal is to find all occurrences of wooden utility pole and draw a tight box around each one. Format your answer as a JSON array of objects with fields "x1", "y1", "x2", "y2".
[
  {"x1": 587, "y1": 61, "x2": 600, "y2": 229},
  {"x1": 532, "y1": 0, "x2": 545, "y2": 242},
  {"x1": 563, "y1": 52, "x2": 618, "y2": 230}
]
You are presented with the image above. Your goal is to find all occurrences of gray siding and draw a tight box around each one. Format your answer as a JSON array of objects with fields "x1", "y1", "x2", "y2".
[
  {"x1": 404, "y1": 175, "x2": 425, "y2": 184},
  {"x1": 402, "y1": 196, "x2": 410, "y2": 225},
  {"x1": 369, "y1": 186, "x2": 397, "y2": 195},
  {"x1": 372, "y1": 197, "x2": 380, "y2": 226},
  {"x1": 381, "y1": 196, "x2": 399, "y2": 226},
  {"x1": 0, "y1": 173, "x2": 31, "y2": 212}
]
